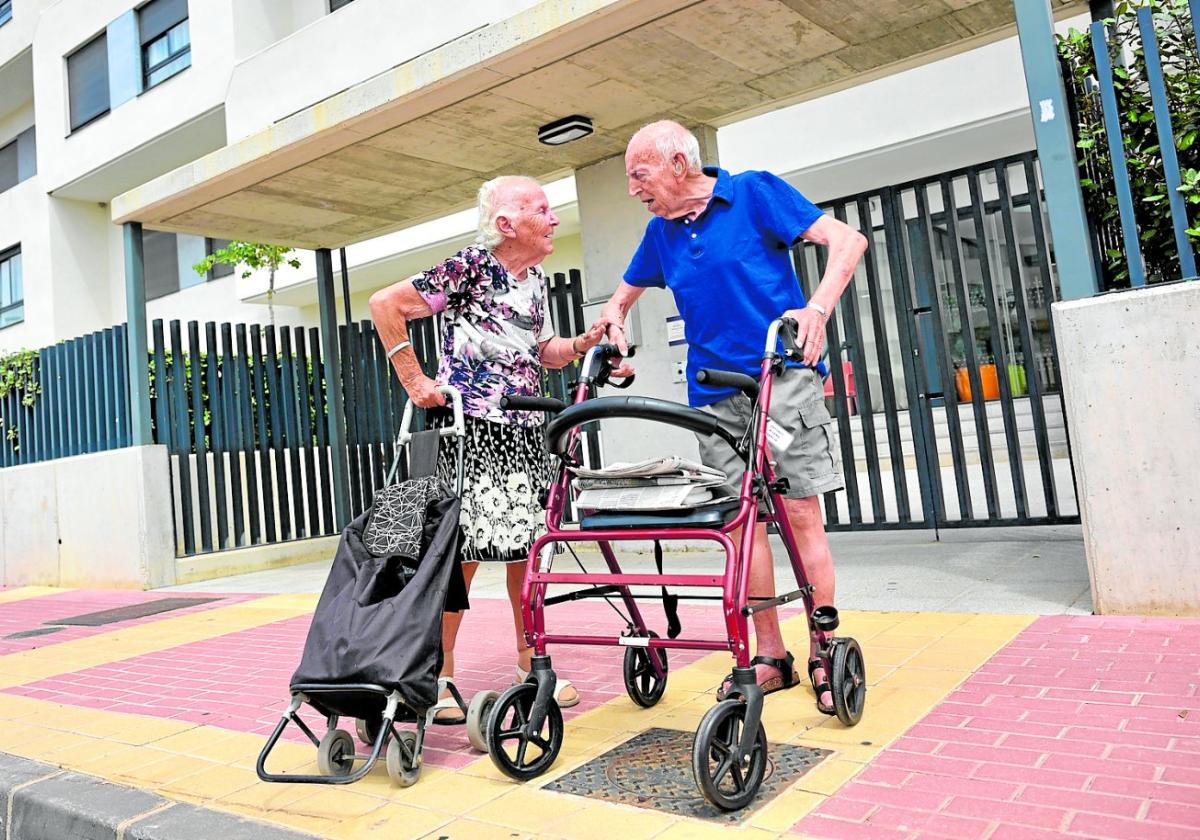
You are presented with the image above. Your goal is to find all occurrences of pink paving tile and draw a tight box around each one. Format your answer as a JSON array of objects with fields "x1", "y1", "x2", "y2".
[
  {"x1": 3, "y1": 597, "x2": 763, "y2": 771},
  {"x1": 794, "y1": 614, "x2": 1200, "y2": 839},
  {"x1": 0, "y1": 590, "x2": 259, "y2": 655}
]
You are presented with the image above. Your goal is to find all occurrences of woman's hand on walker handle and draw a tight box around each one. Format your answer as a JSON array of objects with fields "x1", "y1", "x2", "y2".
[
  {"x1": 577, "y1": 318, "x2": 610, "y2": 354},
  {"x1": 404, "y1": 373, "x2": 447, "y2": 408},
  {"x1": 782, "y1": 307, "x2": 827, "y2": 367}
]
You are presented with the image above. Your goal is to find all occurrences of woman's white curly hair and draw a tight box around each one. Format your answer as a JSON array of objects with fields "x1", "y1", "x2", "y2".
[{"x1": 476, "y1": 175, "x2": 540, "y2": 249}]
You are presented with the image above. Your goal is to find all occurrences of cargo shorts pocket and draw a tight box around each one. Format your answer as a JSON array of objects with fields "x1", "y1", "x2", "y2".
[{"x1": 796, "y1": 397, "x2": 840, "y2": 479}]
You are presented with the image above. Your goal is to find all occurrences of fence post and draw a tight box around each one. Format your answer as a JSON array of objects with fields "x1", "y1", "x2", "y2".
[
  {"x1": 316, "y1": 248, "x2": 351, "y2": 529},
  {"x1": 122, "y1": 222, "x2": 153, "y2": 445},
  {"x1": 1014, "y1": 0, "x2": 1101, "y2": 300}
]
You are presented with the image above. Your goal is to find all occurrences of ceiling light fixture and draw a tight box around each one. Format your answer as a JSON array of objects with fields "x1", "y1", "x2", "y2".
[{"x1": 538, "y1": 114, "x2": 593, "y2": 146}]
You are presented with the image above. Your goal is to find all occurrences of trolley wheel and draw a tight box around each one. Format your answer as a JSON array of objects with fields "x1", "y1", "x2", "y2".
[
  {"x1": 486, "y1": 682, "x2": 563, "y2": 781},
  {"x1": 623, "y1": 634, "x2": 669, "y2": 708},
  {"x1": 316, "y1": 728, "x2": 355, "y2": 777},
  {"x1": 356, "y1": 715, "x2": 383, "y2": 746},
  {"x1": 466, "y1": 690, "x2": 500, "y2": 752},
  {"x1": 386, "y1": 730, "x2": 421, "y2": 787},
  {"x1": 691, "y1": 699, "x2": 768, "y2": 812},
  {"x1": 830, "y1": 637, "x2": 867, "y2": 727}
]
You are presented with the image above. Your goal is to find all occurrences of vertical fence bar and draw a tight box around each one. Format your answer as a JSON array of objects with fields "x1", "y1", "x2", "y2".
[
  {"x1": 833, "y1": 203, "x2": 886, "y2": 522},
  {"x1": 997, "y1": 161, "x2": 1059, "y2": 518},
  {"x1": 204, "y1": 323, "x2": 229, "y2": 550},
  {"x1": 187, "y1": 322, "x2": 213, "y2": 553},
  {"x1": 220, "y1": 324, "x2": 245, "y2": 547},
  {"x1": 316, "y1": 249, "x2": 350, "y2": 530},
  {"x1": 939, "y1": 176, "x2": 1001, "y2": 519},
  {"x1": 308, "y1": 327, "x2": 333, "y2": 534},
  {"x1": 151, "y1": 321, "x2": 169, "y2": 449},
  {"x1": 56, "y1": 343, "x2": 69, "y2": 459},
  {"x1": 340, "y1": 324, "x2": 364, "y2": 517},
  {"x1": 1137, "y1": 6, "x2": 1198, "y2": 280},
  {"x1": 169, "y1": 321, "x2": 195, "y2": 556},
  {"x1": 359, "y1": 322, "x2": 385, "y2": 495},
  {"x1": 366, "y1": 325, "x2": 394, "y2": 492},
  {"x1": 1090, "y1": 21, "x2": 1147, "y2": 287},
  {"x1": 966, "y1": 169, "x2": 1031, "y2": 519},
  {"x1": 251, "y1": 325, "x2": 278, "y2": 544},
  {"x1": 235, "y1": 325, "x2": 262, "y2": 546},
  {"x1": 278, "y1": 328, "x2": 306, "y2": 539},
  {"x1": 293, "y1": 327, "x2": 320, "y2": 538},
  {"x1": 101, "y1": 328, "x2": 117, "y2": 450},
  {"x1": 263, "y1": 325, "x2": 292, "y2": 542}
]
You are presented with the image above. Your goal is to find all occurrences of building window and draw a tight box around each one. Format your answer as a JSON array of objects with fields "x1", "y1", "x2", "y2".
[
  {"x1": 0, "y1": 128, "x2": 37, "y2": 195},
  {"x1": 144, "y1": 230, "x2": 181, "y2": 302},
  {"x1": 67, "y1": 34, "x2": 110, "y2": 132},
  {"x1": 139, "y1": 0, "x2": 190, "y2": 90},
  {"x1": 0, "y1": 140, "x2": 15, "y2": 194},
  {"x1": 0, "y1": 0, "x2": 12, "y2": 27},
  {"x1": 206, "y1": 238, "x2": 234, "y2": 280},
  {"x1": 329, "y1": 0, "x2": 355, "y2": 11},
  {"x1": 0, "y1": 247, "x2": 22, "y2": 330}
]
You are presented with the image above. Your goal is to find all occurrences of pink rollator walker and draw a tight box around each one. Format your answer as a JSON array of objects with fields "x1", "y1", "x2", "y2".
[{"x1": 484, "y1": 317, "x2": 866, "y2": 811}]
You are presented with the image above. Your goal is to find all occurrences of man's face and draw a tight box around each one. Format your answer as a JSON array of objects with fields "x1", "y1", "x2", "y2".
[
  {"x1": 502, "y1": 184, "x2": 559, "y2": 258},
  {"x1": 626, "y1": 142, "x2": 683, "y2": 218}
]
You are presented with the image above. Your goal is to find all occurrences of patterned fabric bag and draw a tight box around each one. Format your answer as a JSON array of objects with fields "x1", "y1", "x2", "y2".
[{"x1": 361, "y1": 475, "x2": 440, "y2": 558}]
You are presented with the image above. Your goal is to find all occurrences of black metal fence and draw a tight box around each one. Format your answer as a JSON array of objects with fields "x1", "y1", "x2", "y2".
[{"x1": 796, "y1": 151, "x2": 1079, "y2": 531}]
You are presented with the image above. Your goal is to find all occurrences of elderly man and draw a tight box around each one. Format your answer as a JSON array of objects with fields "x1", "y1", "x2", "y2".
[
  {"x1": 370, "y1": 175, "x2": 610, "y2": 719},
  {"x1": 601, "y1": 121, "x2": 868, "y2": 714}
]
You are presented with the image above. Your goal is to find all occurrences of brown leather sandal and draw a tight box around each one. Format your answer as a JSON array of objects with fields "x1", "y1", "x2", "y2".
[{"x1": 716, "y1": 651, "x2": 801, "y2": 701}]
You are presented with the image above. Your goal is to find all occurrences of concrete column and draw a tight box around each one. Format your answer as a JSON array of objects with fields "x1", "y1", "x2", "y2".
[
  {"x1": 574, "y1": 124, "x2": 719, "y2": 465},
  {"x1": 123, "y1": 222, "x2": 153, "y2": 446},
  {"x1": 316, "y1": 248, "x2": 351, "y2": 529}
]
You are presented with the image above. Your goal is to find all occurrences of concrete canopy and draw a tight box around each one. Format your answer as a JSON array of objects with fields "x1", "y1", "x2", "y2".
[{"x1": 111, "y1": 0, "x2": 1085, "y2": 249}]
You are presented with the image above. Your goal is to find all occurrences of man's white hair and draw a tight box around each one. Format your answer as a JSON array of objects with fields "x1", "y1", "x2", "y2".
[
  {"x1": 630, "y1": 120, "x2": 702, "y2": 173},
  {"x1": 476, "y1": 175, "x2": 540, "y2": 249}
]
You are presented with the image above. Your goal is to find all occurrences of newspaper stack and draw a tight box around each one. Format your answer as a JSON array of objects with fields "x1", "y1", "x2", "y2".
[{"x1": 570, "y1": 457, "x2": 731, "y2": 511}]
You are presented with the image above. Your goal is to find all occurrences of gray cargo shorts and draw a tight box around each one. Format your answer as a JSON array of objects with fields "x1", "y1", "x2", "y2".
[{"x1": 696, "y1": 366, "x2": 844, "y2": 499}]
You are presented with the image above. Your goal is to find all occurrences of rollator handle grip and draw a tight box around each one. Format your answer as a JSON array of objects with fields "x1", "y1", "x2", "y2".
[
  {"x1": 500, "y1": 395, "x2": 568, "y2": 414},
  {"x1": 696, "y1": 368, "x2": 760, "y2": 400}
]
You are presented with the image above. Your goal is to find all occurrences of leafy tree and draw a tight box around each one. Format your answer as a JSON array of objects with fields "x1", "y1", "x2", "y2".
[{"x1": 193, "y1": 242, "x2": 301, "y2": 321}]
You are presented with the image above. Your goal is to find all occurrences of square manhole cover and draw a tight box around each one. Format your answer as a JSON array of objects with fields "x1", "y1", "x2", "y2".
[{"x1": 543, "y1": 726, "x2": 831, "y2": 822}]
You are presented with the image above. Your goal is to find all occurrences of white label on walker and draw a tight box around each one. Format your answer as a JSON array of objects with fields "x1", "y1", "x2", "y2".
[
  {"x1": 765, "y1": 416, "x2": 795, "y2": 452},
  {"x1": 618, "y1": 636, "x2": 651, "y2": 647}
]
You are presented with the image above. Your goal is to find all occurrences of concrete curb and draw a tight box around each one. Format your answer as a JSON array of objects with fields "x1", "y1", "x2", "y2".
[{"x1": 0, "y1": 752, "x2": 317, "y2": 840}]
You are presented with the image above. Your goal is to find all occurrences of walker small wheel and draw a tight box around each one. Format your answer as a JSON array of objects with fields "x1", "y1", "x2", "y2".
[
  {"x1": 830, "y1": 637, "x2": 867, "y2": 727},
  {"x1": 691, "y1": 699, "x2": 768, "y2": 812},
  {"x1": 466, "y1": 690, "x2": 500, "y2": 752},
  {"x1": 386, "y1": 730, "x2": 421, "y2": 787},
  {"x1": 355, "y1": 716, "x2": 383, "y2": 746},
  {"x1": 316, "y1": 728, "x2": 355, "y2": 776},
  {"x1": 623, "y1": 634, "x2": 669, "y2": 708},
  {"x1": 486, "y1": 682, "x2": 563, "y2": 781}
]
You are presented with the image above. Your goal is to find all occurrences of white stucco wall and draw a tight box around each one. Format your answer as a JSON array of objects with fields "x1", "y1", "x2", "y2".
[
  {"x1": 1053, "y1": 283, "x2": 1200, "y2": 615},
  {"x1": 0, "y1": 177, "x2": 51, "y2": 352}
]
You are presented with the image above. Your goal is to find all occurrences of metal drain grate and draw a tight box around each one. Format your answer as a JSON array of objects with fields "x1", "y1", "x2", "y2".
[
  {"x1": 48, "y1": 597, "x2": 221, "y2": 627},
  {"x1": 543, "y1": 726, "x2": 831, "y2": 822}
]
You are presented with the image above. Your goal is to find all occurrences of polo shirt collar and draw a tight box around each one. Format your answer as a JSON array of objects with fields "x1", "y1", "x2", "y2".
[{"x1": 704, "y1": 166, "x2": 734, "y2": 206}]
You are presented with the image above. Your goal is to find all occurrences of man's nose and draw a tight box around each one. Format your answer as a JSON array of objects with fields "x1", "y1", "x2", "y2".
[
  {"x1": 549, "y1": 210, "x2": 560, "y2": 227},
  {"x1": 628, "y1": 178, "x2": 639, "y2": 197}
]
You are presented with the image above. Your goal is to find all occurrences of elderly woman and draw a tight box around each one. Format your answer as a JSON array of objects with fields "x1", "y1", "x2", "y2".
[{"x1": 369, "y1": 175, "x2": 608, "y2": 719}]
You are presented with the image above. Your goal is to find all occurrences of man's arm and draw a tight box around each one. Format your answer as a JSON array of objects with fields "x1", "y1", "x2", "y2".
[
  {"x1": 367, "y1": 278, "x2": 445, "y2": 408},
  {"x1": 600, "y1": 282, "x2": 646, "y2": 355},
  {"x1": 784, "y1": 215, "x2": 869, "y2": 367}
]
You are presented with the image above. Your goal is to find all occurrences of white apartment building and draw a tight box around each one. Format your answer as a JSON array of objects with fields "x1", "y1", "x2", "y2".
[{"x1": 0, "y1": 0, "x2": 1090, "y2": 359}]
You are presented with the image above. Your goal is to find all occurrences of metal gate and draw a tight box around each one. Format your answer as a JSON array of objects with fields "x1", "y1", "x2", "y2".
[{"x1": 793, "y1": 151, "x2": 1079, "y2": 531}]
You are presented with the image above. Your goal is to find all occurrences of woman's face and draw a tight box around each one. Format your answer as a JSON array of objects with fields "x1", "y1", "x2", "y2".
[{"x1": 504, "y1": 185, "x2": 559, "y2": 260}]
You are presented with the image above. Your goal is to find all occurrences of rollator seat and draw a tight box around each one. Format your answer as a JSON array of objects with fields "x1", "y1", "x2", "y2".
[{"x1": 579, "y1": 501, "x2": 739, "y2": 530}]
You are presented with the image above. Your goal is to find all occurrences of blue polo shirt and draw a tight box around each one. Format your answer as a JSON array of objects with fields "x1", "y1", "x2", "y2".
[{"x1": 624, "y1": 166, "x2": 824, "y2": 406}]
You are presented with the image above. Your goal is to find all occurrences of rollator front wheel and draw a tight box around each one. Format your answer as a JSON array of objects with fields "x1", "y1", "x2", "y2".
[
  {"x1": 316, "y1": 729, "x2": 355, "y2": 776},
  {"x1": 466, "y1": 690, "x2": 500, "y2": 752},
  {"x1": 830, "y1": 637, "x2": 866, "y2": 726},
  {"x1": 486, "y1": 682, "x2": 563, "y2": 781},
  {"x1": 623, "y1": 634, "x2": 669, "y2": 708},
  {"x1": 691, "y1": 700, "x2": 768, "y2": 811},
  {"x1": 386, "y1": 730, "x2": 421, "y2": 787}
]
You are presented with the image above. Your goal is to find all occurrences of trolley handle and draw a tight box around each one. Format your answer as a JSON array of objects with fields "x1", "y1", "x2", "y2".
[
  {"x1": 765, "y1": 316, "x2": 804, "y2": 362},
  {"x1": 500, "y1": 395, "x2": 568, "y2": 414},
  {"x1": 396, "y1": 385, "x2": 464, "y2": 448},
  {"x1": 696, "y1": 368, "x2": 760, "y2": 400},
  {"x1": 580, "y1": 343, "x2": 636, "y2": 389}
]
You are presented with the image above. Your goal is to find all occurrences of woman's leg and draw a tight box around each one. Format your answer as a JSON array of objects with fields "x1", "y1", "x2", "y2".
[
  {"x1": 436, "y1": 561, "x2": 479, "y2": 718},
  {"x1": 509, "y1": 560, "x2": 578, "y2": 704}
]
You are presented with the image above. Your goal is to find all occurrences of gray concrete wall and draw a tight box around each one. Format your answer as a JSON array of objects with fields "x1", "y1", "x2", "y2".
[
  {"x1": 1053, "y1": 283, "x2": 1200, "y2": 615},
  {"x1": 0, "y1": 446, "x2": 176, "y2": 589}
]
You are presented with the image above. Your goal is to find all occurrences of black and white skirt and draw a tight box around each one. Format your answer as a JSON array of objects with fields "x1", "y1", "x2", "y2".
[{"x1": 435, "y1": 415, "x2": 555, "y2": 563}]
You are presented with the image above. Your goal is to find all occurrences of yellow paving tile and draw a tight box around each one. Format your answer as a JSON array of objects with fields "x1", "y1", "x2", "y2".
[
  {"x1": 215, "y1": 778, "x2": 316, "y2": 813},
  {"x1": 655, "y1": 819, "x2": 783, "y2": 839},
  {"x1": 119, "y1": 755, "x2": 222, "y2": 787},
  {"x1": 227, "y1": 805, "x2": 342, "y2": 838},
  {"x1": 420, "y1": 817, "x2": 532, "y2": 839},
  {"x1": 158, "y1": 762, "x2": 260, "y2": 801},
  {"x1": 745, "y1": 787, "x2": 826, "y2": 832},
  {"x1": 330, "y1": 802, "x2": 454, "y2": 839},
  {"x1": 0, "y1": 586, "x2": 69, "y2": 604},
  {"x1": 281, "y1": 787, "x2": 391, "y2": 820},
  {"x1": 467, "y1": 786, "x2": 588, "y2": 833},
  {"x1": 543, "y1": 801, "x2": 676, "y2": 840},
  {"x1": 790, "y1": 757, "x2": 863, "y2": 796}
]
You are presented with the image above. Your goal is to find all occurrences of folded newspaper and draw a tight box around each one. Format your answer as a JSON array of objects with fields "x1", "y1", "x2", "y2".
[{"x1": 570, "y1": 458, "x2": 731, "y2": 511}]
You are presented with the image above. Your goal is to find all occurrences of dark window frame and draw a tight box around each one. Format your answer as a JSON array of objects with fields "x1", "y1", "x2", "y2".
[
  {"x1": 0, "y1": 245, "x2": 23, "y2": 330},
  {"x1": 66, "y1": 33, "x2": 111, "y2": 133},
  {"x1": 0, "y1": 138, "x2": 16, "y2": 194},
  {"x1": 139, "y1": 0, "x2": 191, "y2": 91}
]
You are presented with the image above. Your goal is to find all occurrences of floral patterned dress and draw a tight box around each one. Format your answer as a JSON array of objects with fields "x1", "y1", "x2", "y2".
[{"x1": 412, "y1": 245, "x2": 558, "y2": 562}]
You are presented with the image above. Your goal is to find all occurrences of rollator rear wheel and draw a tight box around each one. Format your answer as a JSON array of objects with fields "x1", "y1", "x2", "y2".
[
  {"x1": 316, "y1": 729, "x2": 355, "y2": 776},
  {"x1": 466, "y1": 690, "x2": 500, "y2": 752},
  {"x1": 691, "y1": 700, "x2": 768, "y2": 811},
  {"x1": 830, "y1": 637, "x2": 866, "y2": 726},
  {"x1": 486, "y1": 682, "x2": 563, "y2": 781},
  {"x1": 386, "y1": 730, "x2": 421, "y2": 787},
  {"x1": 623, "y1": 634, "x2": 669, "y2": 708},
  {"x1": 356, "y1": 716, "x2": 382, "y2": 746}
]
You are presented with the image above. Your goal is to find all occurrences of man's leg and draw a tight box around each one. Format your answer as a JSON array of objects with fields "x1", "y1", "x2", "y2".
[
  {"x1": 782, "y1": 495, "x2": 836, "y2": 709},
  {"x1": 436, "y1": 561, "x2": 479, "y2": 719},
  {"x1": 510, "y1": 560, "x2": 578, "y2": 703}
]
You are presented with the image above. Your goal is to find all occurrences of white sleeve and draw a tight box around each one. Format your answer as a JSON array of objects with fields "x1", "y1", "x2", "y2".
[{"x1": 538, "y1": 293, "x2": 556, "y2": 344}]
